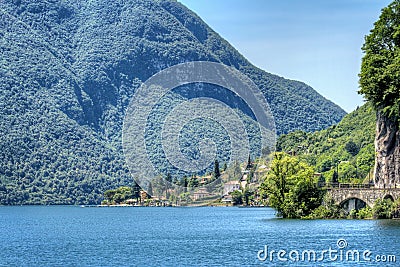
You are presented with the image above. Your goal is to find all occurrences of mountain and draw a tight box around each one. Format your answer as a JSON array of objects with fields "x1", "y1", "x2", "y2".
[
  {"x1": 277, "y1": 103, "x2": 376, "y2": 183},
  {"x1": 0, "y1": 0, "x2": 346, "y2": 204}
]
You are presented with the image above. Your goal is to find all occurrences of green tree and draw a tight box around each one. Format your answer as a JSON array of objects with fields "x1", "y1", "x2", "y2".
[
  {"x1": 165, "y1": 173, "x2": 172, "y2": 183},
  {"x1": 287, "y1": 179, "x2": 322, "y2": 217},
  {"x1": 359, "y1": 0, "x2": 400, "y2": 120},
  {"x1": 188, "y1": 175, "x2": 199, "y2": 189},
  {"x1": 131, "y1": 181, "x2": 141, "y2": 200},
  {"x1": 165, "y1": 173, "x2": 172, "y2": 199},
  {"x1": 213, "y1": 159, "x2": 221, "y2": 179},
  {"x1": 391, "y1": 199, "x2": 400, "y2": 218},
  {"x1": 103, "y1": 186, "x2": 136, "y2": 204},
  {"x1": 147, "y1": 182, "x2": 153, "y2": 197},
  {"x1": 338, "y1": 161, "x2": 357, "y2": 182},
  {"x1": 345, "y1": 141, "x2": 359, "y2": 156},
  {"x1": 246, "y1": 155, "x2": 252, "y2": 169},
  {"x1": 104, "y1": 189, "x2": 116, "y2": 203},
  {"x1": 181, "y1": 176, "x2": 188, "y2": 188},
  {"x1": 373, "y1": 198, "x2": 393, "y2": 219},
  {"x1": 243, "y1": 187, "x2": 254, "y2": 206},
  {"x1": 260, "y1": 152, "x2": 322, "y2": 218},
  {"x1": 332, "y1": 170, "x2": 339, "y2": 184},
  {"x1": 306, "y1": 194, "x2": 346, "y2": 219},
  {"x1": 230, "y1": 190, "x2": 243, "y2": 205},
  {"x1": 319, "y1": 156, "x2": 332, "y2": 172},
  {"x1": 260, "y1": 153, "x2": 299, "y2": 214}
]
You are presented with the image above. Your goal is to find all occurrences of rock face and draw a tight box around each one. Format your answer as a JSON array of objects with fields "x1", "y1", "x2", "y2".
[{"x1": 374, "y1": 112, "x2": 400, "y2": 188}]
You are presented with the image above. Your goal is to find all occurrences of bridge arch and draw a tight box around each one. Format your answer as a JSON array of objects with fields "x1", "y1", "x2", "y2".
[
  {"x1": 328, "y1": 188, "x2": 379, "y2": 209},
  {"x1": 383, "y1": 195, "x2": 394, "y2": 202},
  {"x1": 331, "y1": 189, "x2": 375, "y2": 208},
  {"x1": 328, "y1": 187, "x2": 400, "y2": 210},
  {"x1": 339, "y1": 197, "x2": 368, "y2": 211}
]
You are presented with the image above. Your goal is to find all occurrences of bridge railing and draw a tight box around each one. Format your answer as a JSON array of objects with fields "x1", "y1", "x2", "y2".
[
  {"x1": 322, "y1": 183, "x2": 374, "y2": 189},
  {"x1": 323, "y1": 183, "x2": 400, "y2": 190}
]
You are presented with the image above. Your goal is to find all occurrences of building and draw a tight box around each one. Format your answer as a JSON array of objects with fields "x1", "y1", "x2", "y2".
[
  {"x1": 223, "y1": 180, "x2": 241, "y2": 196},
  {"x1": 192, "y1": 187, "x2": 210, "y2": 201}
]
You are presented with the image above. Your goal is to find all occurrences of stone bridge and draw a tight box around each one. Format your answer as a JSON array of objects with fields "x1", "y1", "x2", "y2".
[{"x1": 327, "y1": 187, "x2": 400, "y2": 209}]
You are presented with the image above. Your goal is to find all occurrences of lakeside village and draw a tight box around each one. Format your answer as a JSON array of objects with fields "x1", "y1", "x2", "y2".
[
  {"x1": 98, "y1": 154, "x2": 323, "y2": 207},
  {"x1": 99, "y1": 157, "x2": 267, "y2": 207}
]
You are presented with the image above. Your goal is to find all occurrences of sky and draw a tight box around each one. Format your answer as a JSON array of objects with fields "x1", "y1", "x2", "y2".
[{"x1": 178, "y1": 0, "x2": 393, "y2": 112}]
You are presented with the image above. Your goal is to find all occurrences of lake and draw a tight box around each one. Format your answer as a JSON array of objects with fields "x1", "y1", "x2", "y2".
[{"x1": 0, "y1": 206, "x2": 399, "y2": 266}]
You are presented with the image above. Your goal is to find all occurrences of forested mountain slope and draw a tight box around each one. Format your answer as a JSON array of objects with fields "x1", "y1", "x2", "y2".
[
  {"x1": 0, "y1": 0, "x2": 345, "y2": 204},
  {"x1": 277, "y1": 103, "x2": 375, "y2": 183}
]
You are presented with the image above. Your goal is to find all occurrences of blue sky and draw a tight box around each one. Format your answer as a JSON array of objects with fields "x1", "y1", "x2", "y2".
[{"x1": 178, "y1": 0, "x2": 392, "y2": 112}]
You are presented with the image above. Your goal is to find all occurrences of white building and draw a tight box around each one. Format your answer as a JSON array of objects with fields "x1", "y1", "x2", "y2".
[{"x1": 223, "y1": 180, "x2": 241, "y2": 196}]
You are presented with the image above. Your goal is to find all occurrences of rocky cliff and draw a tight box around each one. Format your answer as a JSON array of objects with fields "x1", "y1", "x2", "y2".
[{"x1": 374, "y1": 112, "x2": 400, "y2": 188}]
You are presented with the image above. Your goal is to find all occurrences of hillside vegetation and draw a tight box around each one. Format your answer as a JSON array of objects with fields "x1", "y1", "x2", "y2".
[
  {"x1": 0, "y1": 0, "x2": 345, "y2": 204},
  {"x1": 277, "y1": 103, "x2": 376, "y2": 183}
]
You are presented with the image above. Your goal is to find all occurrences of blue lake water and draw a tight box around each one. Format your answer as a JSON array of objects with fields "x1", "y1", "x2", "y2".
[{"x1": 0, "y1": 206, "x2": 399, "y2": 266}]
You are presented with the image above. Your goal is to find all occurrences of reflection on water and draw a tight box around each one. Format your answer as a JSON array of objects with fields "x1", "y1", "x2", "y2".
[{"x1": 376, "y1": 219, "x2": 400, "y2": 228}]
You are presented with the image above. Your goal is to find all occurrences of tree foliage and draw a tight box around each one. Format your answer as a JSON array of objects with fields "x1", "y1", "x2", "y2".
[
  {"x1": 230, "y1": 190, "x2": 243, "y2": 205},
  {"x1": 305, "y1": 195, "x2": 346, "y2": 219},
  {"x1": 260, "y1": 152, "x2": 323, "y2": 218},
  {"x1": 213, "y1": 159, "x2": 220, "y2": 179},
  {"x1": 277, "y1": 103, "x2": 376, "y2": 184},
  {"x1": 345, "y1": 141, "x2": 360, "y2": 156},
  {"x1": 104, "y1": 186, "x2": 140, "y2": 204},
  {"x1": 359, "y1": 0, "x2": 400, "y2": 120},
  {"x1": 373, "y1": 198, "x2": 394, "y2": 219}
]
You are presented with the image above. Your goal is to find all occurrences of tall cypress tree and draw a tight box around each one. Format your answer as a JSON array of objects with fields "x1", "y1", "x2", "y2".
[{"x1": 214, "y1": 159, "x2": 220, "y2": 179}]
